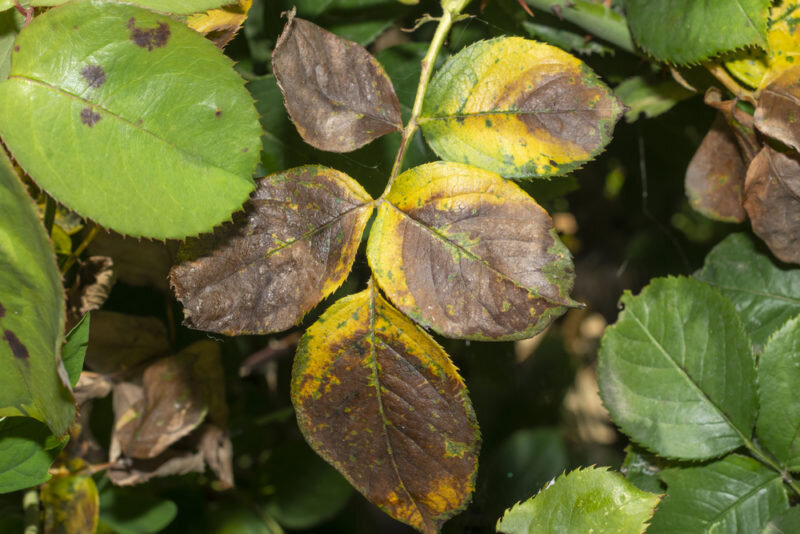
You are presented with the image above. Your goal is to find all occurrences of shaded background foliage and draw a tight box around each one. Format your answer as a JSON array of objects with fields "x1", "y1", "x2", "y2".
[{"x1": 0, "y1": 0, "x2": 765, "y2": 532}]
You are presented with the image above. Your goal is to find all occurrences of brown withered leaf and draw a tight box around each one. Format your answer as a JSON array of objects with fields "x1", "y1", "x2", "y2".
[
  {"x1": 170, "y1": 166, "x2": 373, "y2": 335},
  {"x1": 83, "y1": 311, "x2": 170, "y2": 374},
  {"x1": 271, "y1": 10, "x2": 402, "y2": 152},
  {"x1": 199, "y1": 424, "x2": 234, "y2": 489},
  {"x1": 292, "y1": 286, "x2": 480, "y2": 534},
  {"x1": 367, "y1": 162, "x2": 579, "y2": 341},
  {"x1": 685, "y1": 114, "x2": 748, "y2": 222},
  {"x1": 113, "y1": 340, "x2": 223, "y2": 459},
  {"x1": 744, "y1": 146, "x2": 800, "y2": 265},
  {"x1": 755, "y1": 65, "x2": 800, "y2": 152},
  {"x1": 705, "y1": 87, "x2": 760, "y2": 162},
  {"x1": 73, "y1": 371, "x2": 113, "y2": 405},
  {"x1": 66, "y1": 256, "x2": 116, "y2": 332},
  {"x1": 108, "y1": 448, "x2": 206, "y2": 487}
]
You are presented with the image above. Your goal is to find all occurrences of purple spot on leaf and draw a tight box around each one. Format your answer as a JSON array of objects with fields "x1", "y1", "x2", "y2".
[
  {"x1": 127, "y1": 17, "x2": 171, "y2": 51},
  {"x1": 81, "y1": 108, "x2": 101, "y2": 127},
  {"x1": 81, "y1": 64, "x2": 106, "y2": 89},
  {"x1": 3, "y1": 330, "x2": 29, "y2": 360}
]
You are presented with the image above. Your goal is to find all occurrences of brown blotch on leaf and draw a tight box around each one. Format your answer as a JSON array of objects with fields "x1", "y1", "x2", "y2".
[
  {"x1": 215, "y1": 109, "x2": 222, "y2": 117},
  {"x1": 13, "y1": 45, "x2": 19, "y2": 52},
  {"x1": 127, "y1": 17, "x2": 171, "y2": 51},
  {"x1": 242, "y1": 147, "x2": 248, "y2": 153},
  {"x1": 0, "y1": 302, "x2": 5, "y2": 318},
  {"x1": 3, "y1": 329, "x2": 29, "y2": 360},
  {"x1": 705, "y1": 87, "x2": 760, "y2": 163},
  {"x1": 80, "y1": 108, "x2": 101, "y2": 127},
  {"x1": 80, "y1": 64, "x2": 106, "y2": 89}
]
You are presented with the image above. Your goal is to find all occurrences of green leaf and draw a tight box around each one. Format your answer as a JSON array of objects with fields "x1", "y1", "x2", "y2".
[
  {"x1": 0, "y1": 8, "x2": 22, "y2": 80},
  {"x1": 0, "y1": 147, "x2": 74, "y2": 437},
  {"x1": 756, "y1": 314, "x2": 800, "y2": 471},
  {"x1": 624, "y1": 0, "x2": 770, "y2": 65},
  {"x1": 0, "y1": 0, "x2": 261, "y2": 239},
  {"x1": 495, "y1": 467, "x2": 660, "y2": 534},
  {"x1": 328, "y1": 19, "x2": 394, "y2": 47},
  {"x1": 763, "y1": 506, "x2": 800, "y2": 534},
  {"x1": 291, "y1": 285, "x2": 480, "y2": 533},
  {"x1": 30, "y1": 0, "x2": 230, "y2": 15},
  {"x1": 368, "y1": 161, "x2": 578, "y2": 341},
  {"x1": 0, "y1": 417, "x2": 67, "y2": 494},
  {"x1": 620, "y1": 445, "x2": 665, "y2": 495},
  {"x1": 614, "y1": 75, "x2": 693, "y2": 123},
  {"x1": 62, "y1": 314, "x2": 90, "y2": 388},
  {"x1": 171, "y1": 166, "x2": 374, "y2": 336},
  {"x1": 419, "y1": 36, "x2": 623, "y2": 178},
  {"x1": 98, "y1": 486, "x2": 178, "y2": 534},
  {"x1": 597, "y1": 276, "x2": 757, "y2": 460},
  {"x1": 247, "y1": 75, "x2": 287, "y2": 175},
  {"x1": 694, "y1": 233, "x2": 800, "y2": 351},
  {"x1": 647, "y1": 454, "x2": 789, "y2": 534}
]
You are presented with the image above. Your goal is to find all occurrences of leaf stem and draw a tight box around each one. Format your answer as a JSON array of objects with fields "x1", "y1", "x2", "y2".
[
  {"x1": 381, "y1": 5, "x2": 462, "y2": 198},
  {"x1": 22, "y1": 488, "x2": 39, "y2": 534},
  {"x1": 60, "y1": 225, "x2": 100, "y2": 275},
  {"x1": 704, "y1": 62, "x2": 757, "y2": 105},
  {"x1": 744, "y1": 439, "x2": 800, "y2": 496},
  {"x1": 43, "y1": 195, "x2": 55, "y2": 236}
]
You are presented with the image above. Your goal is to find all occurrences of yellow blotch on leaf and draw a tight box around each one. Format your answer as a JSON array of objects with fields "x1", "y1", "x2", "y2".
[{"x1": 187, "y1": 0, "x2": 252, "y2": 49}]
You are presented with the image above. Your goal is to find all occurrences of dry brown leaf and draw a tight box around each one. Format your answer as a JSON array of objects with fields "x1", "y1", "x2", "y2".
[
  {"x1": 84, "y1": 311, "x2": 170, "y2": 374},
  {"x1": 65, "y1": 256, "x2": 115, "y2": 332}
]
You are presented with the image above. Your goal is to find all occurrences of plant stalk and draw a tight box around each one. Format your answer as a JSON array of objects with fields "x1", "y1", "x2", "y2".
[{"x1": 22, "y1": 488, "x2": 39, "y2": 534}]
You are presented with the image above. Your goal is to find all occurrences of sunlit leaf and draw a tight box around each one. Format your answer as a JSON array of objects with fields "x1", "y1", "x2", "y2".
[
  {"x1": 694, "y1": 233, "x2": 800, "y2": 352},
  {"x1": 0, "y1": 0, "x2": 261, "y2": 239},
  {"x1": 756, "y1": 314, "x2": 800, "y2": 471},
  {"x1": 420, "y1": 37, "x2": 622, "y2": 178},
  {"x1": 0, "y1": 8, "x2": 22, "y2": 80},
  {"x1": 755, "y1": 65, "x2": 800, "y2": 153},
  {"x1": 187, "y1": 0, "x2": 252, "y2": 49},
  {"x1": 743, "y1": 146, "x2": 800, "y2": 265},
  {"x1": 0, "y1": 417, "x2": 67, "y2": 494},
  {"x1": 291, "y1": 286, "x2": 480, "y2": 533},
  {"x1": 597, "y1": 277, "x2": 757, "y2": 460},
  {"x1": 368, "y1": 161, "x2": 577, "y2": 341},
  {"x1": 171, "y1": 166, "x2": 374, "y2": 335},
  {"x1": 30, "y1": 0, "x2": 230, "y2": 15},
  {"x1": 685, "y1": 114, "x2": 747, "y2": 222},
  {"x1": 0, "y1": 143, "x2": 74, "y2": 437},
  {"x1": 624, "y1": 0, "x2": 770, "y2": 65},
  {"x1": 41, "y1": 468, "x2": 99, "y2": 534},
  {"x1": 495, "y1": 467, "x2": 660, "y2": 534},
  {"x1": 271, "y1": 11, "x2": 402, "y2": 152},
  {"x1": 647, "y1": 454, "x2": 789, "y2": 534}
]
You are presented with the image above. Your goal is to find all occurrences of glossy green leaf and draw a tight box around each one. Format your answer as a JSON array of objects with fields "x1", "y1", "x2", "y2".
[
  {"x1": 0, "y1": 0, "x2": 261, "y2": 239},
  {"x1": 0, "y1": 417, "x2": 67, "y2": 494},
  {"x1": 495, "y1": 467, "x2": 660, "y2": 534},
  {"x1": 647, "y1": 454, "x2": 789, "y2": 534},
  {"x1": 0, "y1": 146, "x2": 74, "y2": 436},
  {"x1": 624, "y1": 0, "x2": 770, "y2": 65},
  {"x1": 98, "y1": 486, "x2": 178, "y2": 534},
  {"x1": 30, "y1": 0, "x2": 229, "y2": 15},
  {"x1": 368, "y1": 161, "x2": 577, "y2": 341},
  {"x1": 597, "y1": 277, "x2": 757, "y2": 460},
  {"x1": 694, "y1": 233, "x2": 800, "y2": 351},
  {"x1": 620, "y1": 445, "x2": 665, "y2": 495},
  {"x1": 62, "y1": 313, "x2": 90, "y2": 388},
  {"x1": 292, "y1": 286, "x2": 480, "y2": 533},
  {"x1": 420, "y1": 36, "x2": 623, "y2": 178},
  {"x1": 756, "y1": 315, "x2": 800, "y2": 471},
  {"x1": 763, "y1": 506, "x2": 800, "y2": 534}
]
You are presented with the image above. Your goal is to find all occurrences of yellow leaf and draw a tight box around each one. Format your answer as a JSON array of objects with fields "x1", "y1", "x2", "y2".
[{"x1": 186, "y1": 0, "x2": 252, "y2": 49}]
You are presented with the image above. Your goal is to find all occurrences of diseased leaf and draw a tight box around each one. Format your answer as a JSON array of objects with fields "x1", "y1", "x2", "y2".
[
  {"x1": 624, "y1": 0, "x2": 770, "y2": 65},
  {"x1": 756, "y1": 314, "x2": 800, "y2": 471},
  {"x1": 63, "y1": 314, "x2": 90, "y2": 388},
  {"x1": 65, "y1": 256, "x2": 115, "y2": 332},
  {"x1": 597, "y1": 277, "x2": 757, "y2": 460},
  {"x1": 695, "y1": 233, "x2": 800, "y2": 351},
  {"x1": 41, "y1": 468, "x2": 99, "y2": 534},
  {"x1": 763, "y1": 506, "x2": 800, "y2": 534},
  {"x1": 495, "y1": 467, "x2": 660, "y2": 534},
  {"x1": 755, "y1": 66, "x2": 800, "y2": 152},
  {"x1": 271, "y1": 11, "x2": 402, "y2": 152},
  {"x1": 685, "y1": 114, "x2": 747, "y2": 222},
  {"x1": 743, "y1": 146, "x2": 800, "y2": 265},
  {"x1": 420, "y1": 37, "x2": 623, "y2": 178},
  {"x1": 83, "y1": 311, "x2": 170, "y2": 375},
  {"x1": 291, "y1": 286, "x2": 480, "y2": 534},
  {"x1": 30, "y1": 0, "x2": 230, "y2": 15},
  {"x1": 704, "y1": 87, "x2": 761, "y2": 162},
  {"x1": 614, "y1": 75, "x2": 693, "y2": 123},
  {"x1": 186, "y1": 0, "x2": 252, "y2": 49},
  {"x1": 647, "y1": 455, "x2": 789, "y2": 534},
  {"x1": 0, "y1": 0, "x2": 261, "y2": 239},
  {"x1": 368, "y1": 161, "x2": 577, "y2": 341},
  {"x1": 0, "y1": 137, "x2": 74, "y2": 437},
  {"x1": 0, "y1": 8, "x2": 22, "y2": 81},
  {"x1": 0, "y1": 417, "x2": 67, "y2": 494},
  {"x1": 171, "y1": 166, "x2": 374, "y2": 335}
]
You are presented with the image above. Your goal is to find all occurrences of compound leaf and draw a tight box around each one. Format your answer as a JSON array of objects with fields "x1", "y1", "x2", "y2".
[
  {"x1": 0, "y1": 0, "x2": 261, "y2": 239},
  {"x1": 647, "y1": 455, "x2": 789, "y2": 534},
  {"x1": 0, "y1": 145, "x2": 74, "y2": 437},
  {"x1": 495, "y1": 467, "x2": 660, "y2": 534},
  {"x1": 624, "y1": 0, "x2": 770, "y2": 65},
  {"x1": 368, "y1": 161, "x2": 577, "y2": 341},
  {"x1": 171, "y1": 166, "x2": 373, "y2": 335},
  {"x1": 695, "y1": 233, "x2": 800, "y2": 352},
  {"x1": 756, "y1": 314, "x2": 800, "y2": 471},
  {"x1": 0, "y1": 417, "x2": 67, "y2": 494},
  {"x1": 291, "y1": 286, "x2": 480, "y2": 534},
  {"x1": 420, "y1": 37, "x2": 622, "y2": 178},
  {"x1": 271, "y1": 11, "x2": 401, "y2": 153},
  {"x1": 744, "y1": 146, "x2": 800, "y2": 265},
  {"x1": 597, "y1": 277, "x2": 757, "y2": 460}
]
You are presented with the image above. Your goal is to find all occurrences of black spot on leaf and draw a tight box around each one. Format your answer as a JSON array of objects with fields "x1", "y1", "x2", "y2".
[
  {"x1": 81, "y1": 108, "x2": 101, "y2": 127},
  {"x1": 215, "y1": 109, "x2": 222, "y2": 117},
  {"x1": 127, "y1": 17, "x2": 171, "y2": 51},
  {"x1": 3, "y1": 330, "x2": 29, "y2": 360},
  {"x1": 81, "y1": 64, "x2": 106, "y2": 89}
]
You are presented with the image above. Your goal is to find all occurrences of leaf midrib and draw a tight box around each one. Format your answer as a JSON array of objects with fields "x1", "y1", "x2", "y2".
[
  {"x1": 706, "y1": 283, "x2": 800, "y2": 305},
  {"x1": 705, "y1": 471, "x2": 781, "y2": 530}
]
